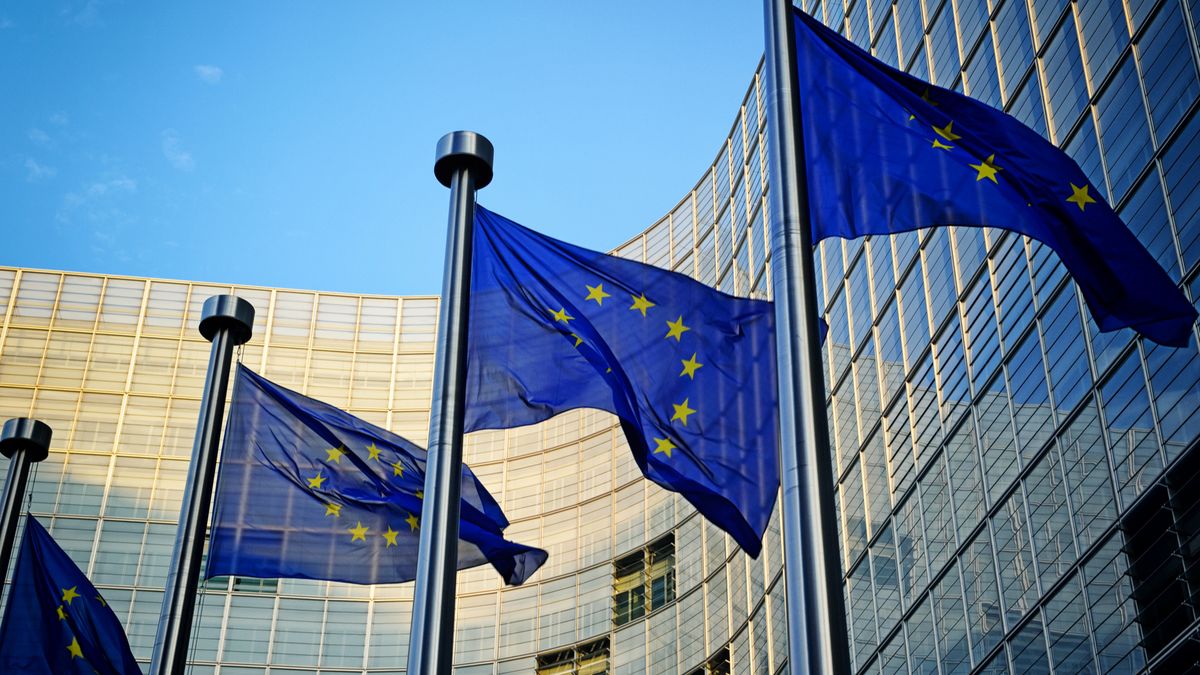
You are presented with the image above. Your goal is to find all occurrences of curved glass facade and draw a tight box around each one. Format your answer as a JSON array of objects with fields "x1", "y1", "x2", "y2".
[
  {"x1": 817, "y1": 0, "x2": 1200, "y2": 671},
  {"x1": 0, "y1": 1, "x2": 1199, "y2": 672}
]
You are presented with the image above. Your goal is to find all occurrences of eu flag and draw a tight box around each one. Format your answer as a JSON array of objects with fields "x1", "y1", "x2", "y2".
[
  {"x1": 791, "y1": 9, "x2": 1197, "y2": 346},
  {"x1": 206, "y1": 365, "x2": 547, "y2": 585},
  {"x1": 466, "y1": 207, "x2": 778, "y2": 556},
  {"x1": 0, "y1": 517, "x2": 140, "y2": 674}
]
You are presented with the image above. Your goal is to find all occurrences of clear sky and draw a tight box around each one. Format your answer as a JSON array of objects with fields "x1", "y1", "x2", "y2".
[{"x1": 1, "y1": 2, "x2": 764, "y2": 296}]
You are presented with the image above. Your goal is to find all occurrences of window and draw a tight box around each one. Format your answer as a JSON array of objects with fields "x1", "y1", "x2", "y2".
[
  {"x1": 648, "y1": 536, "x2": 676, "y2": 610},
  {"x1": 1121, "y1": 439, "x2": 1200, "y2": 663},
  {"x1": 963, "y1": 32, "x2": 1002, "y2": 109},
  {"x1": 613, "y1": 551, "x2": 646, "y2": 625},
  {"x1": 233, "y1": 576, "x2": 279, "y2": 594},
  {"x1": 993, "y1": 0, "x2": 1034, "y2": 101},
  {"x1": 1077, "y1": 0, "x2": 1129, "y2": 86},
  {"x1": 613, "y1": 534, "x2": 676, "y2": 626},
  {"x1": 538, "y1": 648, "x2": 574, "y2": 675},
  {"x1": 535, "y1": 637, "x2": 610, "y2": 675},
  {"x1": 1095, "y1": 57, "x2": 1152, "y2": 202},
  {"x1": 577, "y1": 638, "x2": 610, "y2": 675},
  {"x1": 685, "y1": 645, "x2": 731, "y2": 675},
  {"x1": 1137, "y1": 3, "x2": 1200, "y2": 140},
  {"x1": 1041, "y1": 19, "x2": 1089, "y2": 143}
]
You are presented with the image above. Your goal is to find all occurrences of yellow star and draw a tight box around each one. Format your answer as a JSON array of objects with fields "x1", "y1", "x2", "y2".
[
  {"x1": 61, "y1": 586, "x2": 80, "y2": 605},
  {"x1": 680, "y1": 353, "x2": 703, "y2": 379},
  {"x1": 94, "y1": 595, "x2": 106, "y2": 607},
  {"x1": 653, "y1": 437, "x2": 676, "y2": 458},
  {"x1": 585, "y1": 283, "x2": 611, "y2": 305},
  {"x1": 348, "y1": 521, "x2": 369, "y2": 542},
  {"x1": 326, "y1": 445, "x2": 345, "y2": 463},
  {"x1": 67, "y1": 637, "x2": 83, "y2": 659},
  {"x1": 56, "y1": 604, "x2": 66, "y2": 621},
  {"x1": 382, "y1": 526, "x2": 400, "y2": 547},
  {"x1": 415, "y1": 491, "x2": 424, "y2": 499},
  {"x1": 671, "y1": 398, "x2": 697, "y2": 426},
  {"x1": 570, "y1": 332, "x2": 583, "y2": 347},
  {"x1": 630, "y1": 293, "x2": 655, "y2": 317},
  {"x1": 325, "y1": 502, "x2": 342, "y2": 517},
  {"x1": 969, "y1": 154, "x2": 1001, "y2": 183},
  {"x1": 665, "y1": 316, "x2": 690, "y2": 341},
  {"x1": 908, "y1": 88, "x2": 938, "y2": 120},
  {"x1": 405, "y1": 513, "x2": 420, "y2": 531},
  {"x1": 550, "y1": 307, "x2": 574, "y2": 324},
  {"x1": 931, "y1": 138, "x2": 954, "y2": 151},
  {"x1": 933, "y1": 121, "x2": 961, "y2": 141},
  {"x1": 1066, "y1": 182, "x2": 1097, "y2": 211},
  {"x1": 366, "y1": 442, "x2": 382, "y2": 461},
  {"x1": 392, "y1": 460, "x2": 404, "y2": 477},
  {"x1": 307, "y1": 471, "x2": 326, "y2": 490}
]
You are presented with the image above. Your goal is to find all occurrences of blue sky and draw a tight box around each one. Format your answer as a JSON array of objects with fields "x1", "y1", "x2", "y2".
[{"x1": 1, "y1": 2, "x2": 764, "y2": 295}]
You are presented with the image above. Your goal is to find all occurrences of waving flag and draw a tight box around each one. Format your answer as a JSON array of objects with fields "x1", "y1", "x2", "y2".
[
  {"x1": 791, "y1": 8, "x2": 1196, "y2": 346},
  {"x1": 465, "y1": 206, "x2": 778, "y2": 556},
  {"x1": 0, "y1": 517, "x2": 140, "y2": 674},
  {"x1": 206, "y1": 365, "x2": 546, "y2": 585}
]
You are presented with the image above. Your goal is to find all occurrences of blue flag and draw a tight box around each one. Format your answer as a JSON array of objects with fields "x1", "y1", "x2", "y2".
[
  {"x1": 0, "y1": 517, "x2": 140, "y2": 674},
  {"x1": 792, "y1": 9, "x2": 1197, "y2": 346},
  {"x1": 206, "y1": 365, "x2": 547, "y2": 585},
  {"x1": 465, "y1": 206, "x2": 778, "y2": 556}
]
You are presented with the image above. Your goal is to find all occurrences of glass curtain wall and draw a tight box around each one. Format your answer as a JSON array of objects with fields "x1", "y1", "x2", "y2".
[
  {"x1": 809, "y1": 0, "x2": 1200, "y2": 670},
  {"x1": 1, "y1": 0, "x2": 1199, "y2": 672}
]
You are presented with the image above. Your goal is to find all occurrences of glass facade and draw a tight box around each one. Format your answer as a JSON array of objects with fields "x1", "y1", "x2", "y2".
[
  {"x1": 812, "y1": 0, "x2": 1200, "y2": 670},
  {"x1": 0, "y1": 0, "x2": 1198, "y2": 672}
]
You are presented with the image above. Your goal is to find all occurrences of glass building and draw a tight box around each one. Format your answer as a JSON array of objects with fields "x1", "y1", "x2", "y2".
[{"x1": 1, "y1": 0, "x2": 1198, "y2": 672}]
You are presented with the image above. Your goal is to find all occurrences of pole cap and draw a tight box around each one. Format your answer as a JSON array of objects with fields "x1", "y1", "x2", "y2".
[
  {"x1": 199, "y1": 295, "x2": 255, "y2": 345},
  {"x1": 0, "y1": 418, "x2": 52, "y2": 462},
  {"x1": 434, "y1": 131, "x2": 494, "y2": 190}
]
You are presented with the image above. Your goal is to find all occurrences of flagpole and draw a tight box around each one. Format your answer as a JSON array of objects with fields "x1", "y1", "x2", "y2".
[
  {"x1": 0, "y1": 418, "x2": 51, "y2": 597},
  {"x1": 762, "y1": 0, "x2": 852, "y2": 672},
  {"x1": 150, "y1": 295, "x2": 254, "y2": 675},
  {"x1": 408, "y1": 131, "x2": 493, "y2": 675}
]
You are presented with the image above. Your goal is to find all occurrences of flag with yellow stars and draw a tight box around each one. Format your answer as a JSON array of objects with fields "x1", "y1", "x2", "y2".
[
  {"x1": 790, "y1": 9, "x2": 1196, "y2": 346},
  {"x1": 0, "y1": 517, "x2": 140, "y2": 674},
  {"x1": 466, "y1": 207, "x2": 779, "y2": 556},
  {"x1": 206, "y1": 365, "x2": 547, "y2": 585}
]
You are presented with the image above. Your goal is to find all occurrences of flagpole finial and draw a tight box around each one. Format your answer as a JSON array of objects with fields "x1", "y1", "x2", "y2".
[
  {"x1": 199, "y1": 295, "x2": 255, "y2": 346},
  {"x1": 0, "y1": 418, "x2": 51, "y2": 463},
  {"x1": 434, "y1": 131, "x2": 494, "y2": 190},
  {"x1": 0, "y1": 418, "x2": 53, "y2": 612}
]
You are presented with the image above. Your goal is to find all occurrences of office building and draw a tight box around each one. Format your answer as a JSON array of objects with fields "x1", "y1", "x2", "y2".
[{"x1": 1, "y1": 0, "x2": 1198, "y2": 671}]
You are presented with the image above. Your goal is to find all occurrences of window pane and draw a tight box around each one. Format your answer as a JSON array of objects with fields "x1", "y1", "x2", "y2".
[
  {"x1": 994, "y1": 0, "x2": 1035, "y2": 101},
  {"x1": 1041, "y1": 18, "x2": 1089, "y2": 143},
  {"x1": 1077, "y1": 0, "x2": 1130, "y2": 85},
  {"x1": 1095, "y1": 57, "x2": 1152, "y2": 201},
  {"x1": 1137, "y1": 3, "x2": 1200, "y2": 140},
  {"x1": 1163, "y1": 110, "x2": 1200, "y2": 271}
]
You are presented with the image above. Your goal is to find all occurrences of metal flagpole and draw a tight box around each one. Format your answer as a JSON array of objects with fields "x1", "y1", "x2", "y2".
[
  {"x1": 0, "y1": 418, "x2": 52, "y2": 598},
  {"x1": 150, "y1": 295, "x2": 254, "y2": 675},
  {"x1": 407, "y1": 131, "x2": 494, "y2": 675},
  {"x1": 761, "y1": 0, "x2": 853, "y2": 672}
]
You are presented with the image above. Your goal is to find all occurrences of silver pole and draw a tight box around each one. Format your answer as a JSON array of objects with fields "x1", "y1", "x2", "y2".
[
  {"x1": 407, "y1": 131, "x2": 494, "y2": 675},
  {"x1": 0, "y1": 418, "x2": 51, "y2": 603},
  {"x1": 150, "y1": 295, "x2": 254, "y2": 675},
  {"x1": 762, "y1": 1, "x2": 852, "y2": 672}
]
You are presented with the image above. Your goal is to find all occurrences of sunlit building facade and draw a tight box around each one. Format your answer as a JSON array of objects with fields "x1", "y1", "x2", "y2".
[{"x1": 1, "y1": 0, "x2": 1199, "y2": 672}]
